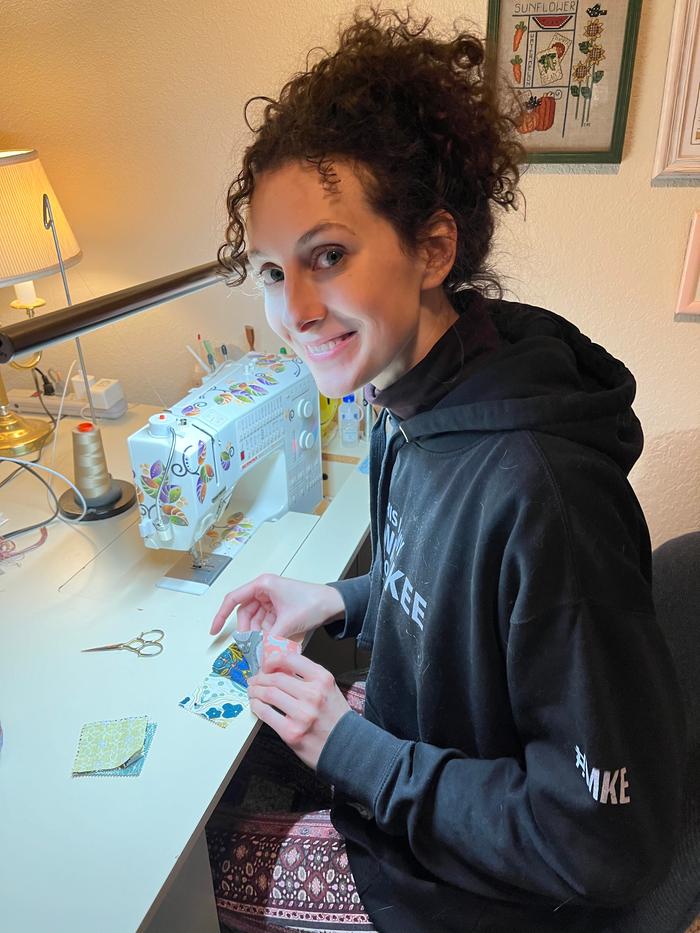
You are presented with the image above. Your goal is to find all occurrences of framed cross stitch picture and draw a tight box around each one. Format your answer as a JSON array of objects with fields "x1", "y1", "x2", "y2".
[
  {"x1": 486, "y1": 0, "x2": 643, "y2": 163},
  {"x1": 653, "y1": 0, "x2": 700, "y2": 180}
]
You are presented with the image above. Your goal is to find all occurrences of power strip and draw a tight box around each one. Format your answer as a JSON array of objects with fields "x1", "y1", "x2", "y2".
[{"x1": 7, "y1": 388, "x2": 128, "y2": 420}]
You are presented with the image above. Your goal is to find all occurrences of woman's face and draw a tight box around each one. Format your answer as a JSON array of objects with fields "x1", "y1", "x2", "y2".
[{"x1": 246, "y1": 160, "x2": 456, "y2": 398}]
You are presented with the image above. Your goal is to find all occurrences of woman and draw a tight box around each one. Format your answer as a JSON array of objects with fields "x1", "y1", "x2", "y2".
[{"x1": 207, "y1": 9, "x2": 685, "y2": 932}]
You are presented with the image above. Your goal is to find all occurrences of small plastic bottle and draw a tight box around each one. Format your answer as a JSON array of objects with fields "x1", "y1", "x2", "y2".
[{"x1": 339, "y1": 394, "x2": 361, "y2": 447}]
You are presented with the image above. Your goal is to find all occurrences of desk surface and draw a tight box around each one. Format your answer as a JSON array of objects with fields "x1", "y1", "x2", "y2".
[{"x1": 0, "y1": 405, "x2": 369, "y2": 933}]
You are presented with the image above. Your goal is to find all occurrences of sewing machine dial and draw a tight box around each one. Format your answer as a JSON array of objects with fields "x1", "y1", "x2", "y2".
[{"x1": 297, "y1": 398, "x2": 314, "y2": 419}]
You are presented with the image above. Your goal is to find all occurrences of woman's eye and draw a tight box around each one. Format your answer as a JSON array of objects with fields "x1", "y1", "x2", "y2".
[
  {"x1": 259, "y1": 266, "x2": 284, "y2": 285},
  {"x1": 314, "y1": 248, "x2": 345, "y2": 270}
]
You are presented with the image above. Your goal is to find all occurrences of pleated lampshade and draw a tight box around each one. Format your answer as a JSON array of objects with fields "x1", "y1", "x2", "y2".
[{"x1": 0, "y1": 149, "x2": 81, "y2": 287}]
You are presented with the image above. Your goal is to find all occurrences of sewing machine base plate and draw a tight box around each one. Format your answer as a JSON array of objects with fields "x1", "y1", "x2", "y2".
[{"x1": 157, "y1": 553, "x2": 232, "y2": 595}]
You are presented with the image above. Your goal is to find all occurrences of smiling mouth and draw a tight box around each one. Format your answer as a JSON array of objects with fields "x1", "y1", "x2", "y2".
[{"x1": 305, "y1": 332, "x2": 355, "y2": 356}]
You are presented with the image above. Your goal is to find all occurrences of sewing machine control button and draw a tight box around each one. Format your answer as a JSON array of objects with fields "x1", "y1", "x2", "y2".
[
  {"x1": 148, "y1": 412, "x2": 176, "y2": 436},
  {"x1": 297, "y1": 398, "x2": 314, "y2": 419},
  {"x1": 299, "y1": 430, "x2": 315, "y2": 450}
]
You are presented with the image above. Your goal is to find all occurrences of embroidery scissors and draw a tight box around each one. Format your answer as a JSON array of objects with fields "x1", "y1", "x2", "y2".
[{"x1": 81, "y1": 629, "x2": 165, "y2": 658}]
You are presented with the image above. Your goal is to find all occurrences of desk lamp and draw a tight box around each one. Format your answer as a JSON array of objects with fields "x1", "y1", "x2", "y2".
[
  {"x1": 0, "y1": 149, "x2": 81, "y2": 456},
  {"x1": 0, "y1": 149, "x2": 136, "y2": 521}
]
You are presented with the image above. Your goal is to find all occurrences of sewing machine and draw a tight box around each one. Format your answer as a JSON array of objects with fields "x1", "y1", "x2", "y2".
[{"x1": 127, "y1": 351, "x2": 322, "y2": 593}]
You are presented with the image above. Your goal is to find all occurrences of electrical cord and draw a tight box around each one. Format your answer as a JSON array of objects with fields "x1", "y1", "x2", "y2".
[
  {"x1": 34, "y1": 366, "x2": 56, "y2": 396},
  {"x1": 0, "y1": 460, "x2": 61, "y2": 541},
  {"x1": 0, "y1": 367, "x2": 55, "y2": 489},
  {"x1": 1, "y1": 360, "x2": 94, "y2": 545},
  {"x1": 0, "y1": 466, "x2": 25, "y2": 490},
  {"x1": 31, "y1": 369, "x2": 57, "y2": 428},
  {"x1": 0, "y1": 457, "x2": 88, "y2": 533},
  {"x1": 0, "y1": 448, "x2": 43, "y2": 491}
]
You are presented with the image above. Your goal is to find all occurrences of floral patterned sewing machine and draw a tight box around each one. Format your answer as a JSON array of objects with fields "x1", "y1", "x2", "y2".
[{"x1": 127, "y1": 352, "x2": 322, "y2": 593}]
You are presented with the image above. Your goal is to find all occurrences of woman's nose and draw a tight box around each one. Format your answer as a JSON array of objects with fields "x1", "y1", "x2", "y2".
[{"x1": 282, "y1": 273, "x2": 325, "y2": 333}]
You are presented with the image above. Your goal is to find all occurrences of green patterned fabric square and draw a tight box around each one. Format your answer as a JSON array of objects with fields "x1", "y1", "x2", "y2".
[{"x1": 72, "y1": 716, "x2": 148, "y2": 774}]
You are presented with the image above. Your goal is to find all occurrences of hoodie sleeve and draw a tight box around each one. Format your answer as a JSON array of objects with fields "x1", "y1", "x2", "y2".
[
  {"x1": 318, "y1": 599, "x2": 685, "y2": 906},
  {"x1": 324, "y1": 574, "x2": 371, "y2": 640},
  {"x1": 317, "y1": 449, "x2": 686, "y2": 907}
]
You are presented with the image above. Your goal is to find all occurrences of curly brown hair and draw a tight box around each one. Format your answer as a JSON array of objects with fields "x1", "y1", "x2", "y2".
[{"x1": 218, "y1": 7, "x2": 524, "y2": 299}]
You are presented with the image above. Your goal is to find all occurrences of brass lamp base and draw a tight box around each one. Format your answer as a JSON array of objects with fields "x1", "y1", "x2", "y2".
[{"x1": 0, "y1": 405, "x2": 54, "y2": 458}]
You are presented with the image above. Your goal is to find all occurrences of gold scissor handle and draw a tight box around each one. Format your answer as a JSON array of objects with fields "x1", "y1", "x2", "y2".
[{"x1": 125, "y1": 629, "x2": 165, "y2": 657}]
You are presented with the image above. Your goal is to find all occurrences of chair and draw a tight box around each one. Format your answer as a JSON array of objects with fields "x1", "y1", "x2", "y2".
[{"x1": 604, "y1": 532, "x2": 700, "y2": 932}]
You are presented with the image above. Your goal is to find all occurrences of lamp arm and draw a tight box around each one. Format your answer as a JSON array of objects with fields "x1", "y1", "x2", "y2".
[{"x1": 0, "y1": 261, "x2": 224, "y2": 363}]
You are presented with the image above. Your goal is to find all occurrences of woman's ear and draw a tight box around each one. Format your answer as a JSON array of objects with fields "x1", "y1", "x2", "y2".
[{"x1": 419, "y1": 211, "x2": 458, "y2": 289}]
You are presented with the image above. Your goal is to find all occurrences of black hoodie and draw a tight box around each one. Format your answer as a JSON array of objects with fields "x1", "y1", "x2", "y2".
[{"x1": 317, "y1": 298, "x2": 686, "y2": 932}]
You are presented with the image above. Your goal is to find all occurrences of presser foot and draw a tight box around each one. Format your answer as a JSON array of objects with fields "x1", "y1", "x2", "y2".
[{"x1": 156, "y1": 552, "x2": 232, "y2": 595}]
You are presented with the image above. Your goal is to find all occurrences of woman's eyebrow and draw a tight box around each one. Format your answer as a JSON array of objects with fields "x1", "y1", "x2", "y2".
[
  {"x1": 247, "y1": 222, "x2": 356, "y2": 262},
  {"x1": 295, "y1": 221, "x2": 356, "y2": 249}
]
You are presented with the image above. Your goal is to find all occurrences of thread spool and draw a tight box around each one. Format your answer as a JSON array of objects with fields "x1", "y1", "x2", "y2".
[
  {"x1": 58, "y1": 422, "x2": 137, "y2": 521},
  {"x1": 72, "y1": 421, "x2": 120, "y2": 506}
]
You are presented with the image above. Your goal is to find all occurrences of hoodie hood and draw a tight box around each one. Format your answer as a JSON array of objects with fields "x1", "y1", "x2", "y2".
[{"x1": 397, "y1": 297, "x2": 643, "y2": 476}]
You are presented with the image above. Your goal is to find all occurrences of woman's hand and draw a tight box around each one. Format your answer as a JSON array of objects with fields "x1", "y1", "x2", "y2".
[
  {"x1": 210, "y1": 573, "x2": 345, "y2": 641},
  {"x1": 248, "y1": 651, "x2": 351, "y2": 770}
]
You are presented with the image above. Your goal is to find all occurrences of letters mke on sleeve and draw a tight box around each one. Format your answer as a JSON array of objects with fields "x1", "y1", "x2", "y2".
[
  {"x1": 575, "y1": 745, "x2": 631, "y2": 805},
  {"x1": 382, "y1": 501, "x2": 427, "y2": 629}
]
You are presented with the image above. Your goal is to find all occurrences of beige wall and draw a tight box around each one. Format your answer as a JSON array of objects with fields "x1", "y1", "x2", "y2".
[{"x1": 1, "y1": 0, "x2": 698, "y2": 545}]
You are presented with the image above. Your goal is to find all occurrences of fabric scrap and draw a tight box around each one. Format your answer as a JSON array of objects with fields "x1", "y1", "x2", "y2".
[
  {"x1": 73, "y1": 722, "x2": 156, "y2": 778},
  {"x1": 72, "y1": 716, "x2": 148, "y2": 774},
  {"x1": 180, "y1": 673, "x2": 247, "y2": 728}
]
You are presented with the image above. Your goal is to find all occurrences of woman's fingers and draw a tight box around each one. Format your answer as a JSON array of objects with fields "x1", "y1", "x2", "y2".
[
  {"x1": 210, "y1": 575, "x2": 277, "y2": 635},
  {"x1": 248, "y1": 682, "x2": 299, "y2": 716},
  {"x1": 248, "y1": 676, "x2": 325, "y2": 750},
  {"x1": 211, "y1": 576, "x2": 337, "y2": 641},
  {"x1": 247, "y1": 601, "x2": 270, "y2": 631},
  {"x1": 249, "y1": 669, "x2": 305, "y2": 700},
  {"x1": 250, "y1": 664, "x2": 333, "y2": 711},
  {"x1": 210, "y1": 586, "x2": 247, "y2": 635},
  {"x1": 249, "y1": 696, "x2": 296, "y2": 740},
  {"x1": 262, "y1": 649, "x2": 332, "y2": 683},
  {"x1": 248, "y1": 659, "x2": 350, "y2": 770},
  {"x1": 210, "y1": 600, "x2": 233, "y2": 635}
]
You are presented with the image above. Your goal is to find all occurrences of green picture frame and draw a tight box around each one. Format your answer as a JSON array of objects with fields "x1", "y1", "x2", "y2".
[{"x1": 486, "y1": 0, "x2": 643, "y2": 163}]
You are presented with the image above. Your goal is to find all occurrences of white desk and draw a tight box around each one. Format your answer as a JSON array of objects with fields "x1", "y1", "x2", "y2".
[{"x1": 0, "y1": 404, "x2": 369, "y2": 933}]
